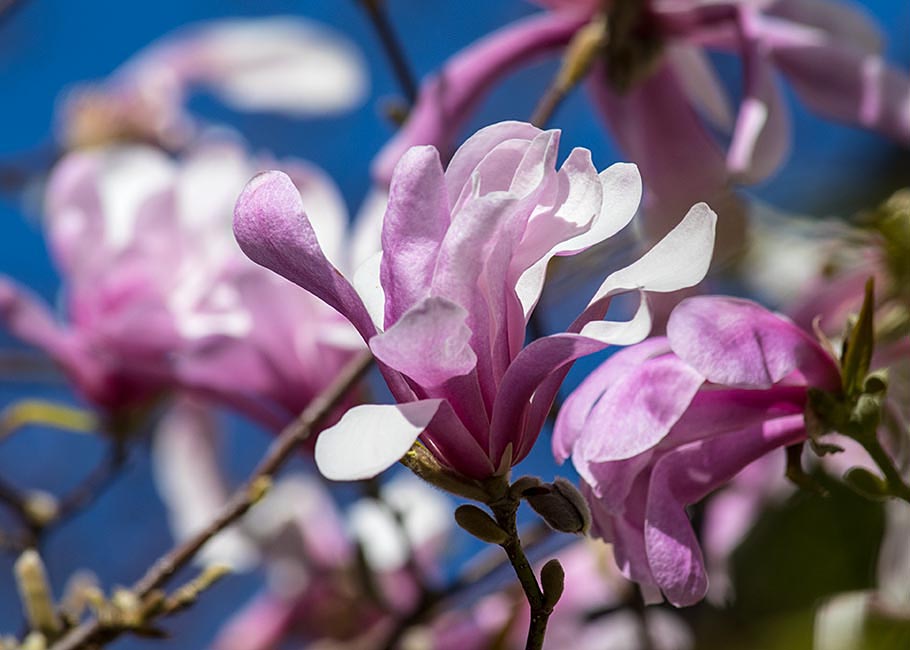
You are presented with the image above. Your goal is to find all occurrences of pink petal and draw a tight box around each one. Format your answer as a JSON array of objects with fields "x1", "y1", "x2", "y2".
[
  {"x1": 369, "y1": 297, "x2": 477, "y2": 388},
  {"x1": 666, "y1": 296, "x2": 841, "y2": 390},
  {"x1": 370, "y1": 13, "x2": 584, "y2": 186},
  {"x1": 233, "y1": 171, "x2": 376, "y2": 340},
  {"x1": 576, "y1": 353, "x2": 705, "y2": 462},
  {"x1": 379, "y1": 146, "x2": 450, "y2": 326},
  {"x1": 553, "y1": 337, "x2": 672, "y2": 462}
]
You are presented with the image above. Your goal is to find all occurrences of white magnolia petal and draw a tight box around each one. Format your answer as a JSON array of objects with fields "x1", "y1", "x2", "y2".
[
  {"x1": 587, "y1": 202, "x2": 717, "y2": 306},
  {"x1": 315, "y1": 401, "x2": 443, "y2": 481},
  {"x1": 578, "y1": 293, "x2": 653, "y2": 346},
  {"x1": 198, "y1": 18, "x2": 368, "y2": 116}
]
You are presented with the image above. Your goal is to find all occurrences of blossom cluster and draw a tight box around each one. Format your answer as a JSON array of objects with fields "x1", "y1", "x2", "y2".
[{"x1": 1, "y1": 3, "x2": 909, "y2": 650}]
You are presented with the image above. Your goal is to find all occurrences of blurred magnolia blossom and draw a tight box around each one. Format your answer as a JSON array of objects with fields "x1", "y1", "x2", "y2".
[
  {"x1": 59, "y1": 16, "x2": 368, "y2": 151},
  {"x1": 554, "y1": 295, "x2": 845, "y2": 605},
  {"x1": 424, "y1": 540, "x2": 693, "y2": 650},
  {"x1": 234, "y1": 121, "x2": 716, "y2": 482},
  {"x1": 0, "y1": 140, "x2": 366, "y2": 429},
  {"x1": 373, "y1": 0, "x2": 910, "y2": 249},
  {"x1": 152, "y1": 402, "x2": 452, "y2": 648}
]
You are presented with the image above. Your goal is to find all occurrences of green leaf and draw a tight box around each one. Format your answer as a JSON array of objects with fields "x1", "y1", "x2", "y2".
[{"x1": 841, "y1": 278, "x2": 876, "y2": 397}]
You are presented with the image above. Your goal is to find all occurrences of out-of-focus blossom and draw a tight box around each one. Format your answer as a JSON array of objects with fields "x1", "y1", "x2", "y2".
[
  {"x1": 152, "y1": 403, "x2": 452, "y2": 648},
  {"x1": 0, "y1": 141, "x2": 361, "y2": 428},
  {"x1": 554, "y1": 296, "x2": 842, "y2": 605},
  {"x1": 235, "y1": 121, "x2": 717, "y2": 481},
  {"x1": 374, "y1": 0, "x2": 910, "y2": 246},
  {"x1": 60, "y1": 17, "x2": 368, "y2": 150}
]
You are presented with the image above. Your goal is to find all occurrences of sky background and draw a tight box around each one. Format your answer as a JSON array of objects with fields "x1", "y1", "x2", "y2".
[{"x1": 1, "y1": 1, "x2": 910, "y2": 648}]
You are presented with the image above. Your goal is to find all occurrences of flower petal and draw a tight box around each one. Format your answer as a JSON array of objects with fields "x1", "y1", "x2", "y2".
[
  {"x1": 369, "y1": 297, "x2": 477, "y2": 388},
  {"x1": 380, "y1": 146, "x2": 450, "y2": 325},
  {"x1": 315, "y1": 401, "x2": 443, "y2": 481},
  {"x1": 370, "y1": 12, "x2": 583, "y2": 186},
  {"x1": 576, "y1": 353, "x2": 705, "y2": 462},
  {"x1": 666, "y1": 296, "x2": 841, "y2": 389},
  {"x1": 233, "y1": 171, "x2": 376, "y2": 340},
  {"x1": 553, "y1": 337, "x2": 672, "y2": 462}
]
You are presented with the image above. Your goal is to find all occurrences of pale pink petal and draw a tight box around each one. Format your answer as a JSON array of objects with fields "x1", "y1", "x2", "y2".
[
  {"x1": 553, "y1": 337, "x2": 672, "y2": 462},
  {"x1": 379, "y1": 146, "x2": 450, "y2": 325},
  {"x1": 369, "y1": 297, "x2": 477, "y2": 388},
  {"x1": 576, "y1": 354, "x2": 705, "y2": 462}
]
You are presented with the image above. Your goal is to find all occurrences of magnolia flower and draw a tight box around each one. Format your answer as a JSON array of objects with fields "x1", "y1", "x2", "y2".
[
  {"x1": 554, "y1": 295, "x2": 843, "y2": 605},
  {"x1": 0, "y1": 142, "x2": 360, "y2": 427},
  {"x1": 234, "y1": 121, "x2": 717, "y2": 481},
  {"x1": 373, "y1": 0, "x2": 910, "y2": 244},
  {"x1": 60, "y1": 17, "x2": 368, "y2": 150}
]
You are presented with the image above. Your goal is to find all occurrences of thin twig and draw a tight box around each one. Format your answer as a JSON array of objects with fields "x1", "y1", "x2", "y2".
[
  {"x1": 358, "y1": 0, "x2": 419, "y2": 105},
  {"x1": 491, "y1": 499, "x2": 553, "y2": 650},
  {"x1": 51, "y1": 442, "x2": 128, "y2": 529},
  {"x1": 47, "y1": 350, "x2": 375, "y2": 650}
]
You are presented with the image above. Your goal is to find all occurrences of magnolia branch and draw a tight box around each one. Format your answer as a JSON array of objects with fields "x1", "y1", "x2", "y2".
[
  {"x1": 47, "y1": 349, "x2": 375, "y2": 650},
  {"x1": 358, "y1": 0, "x2": 419, "y2": 105}
]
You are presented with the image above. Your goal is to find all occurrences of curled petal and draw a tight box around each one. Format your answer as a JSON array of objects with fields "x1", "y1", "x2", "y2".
[{"x1": 233, "y1": 171, "x2": 376, "y2": 340}]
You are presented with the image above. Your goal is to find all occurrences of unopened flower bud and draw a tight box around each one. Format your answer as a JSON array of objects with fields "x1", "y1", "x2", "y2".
[
  {"x1": 524, "y1": 478, "x2": 591, "y2": 534},
  {"x1": 14, "y1": 550, "x2": 61, "y2": 637},
  {"x1": 844, "y1": 467, "x2": 890, "y2": 501},
  {"x1": 454, "y1": 505, "x2": 508, "y2": 545},
  {"x1": 540, "y1": 558, "x2": 565, "y2": 610},
  {"x1": 24, "y1": 491, "x2": 59, "y2": 527}
]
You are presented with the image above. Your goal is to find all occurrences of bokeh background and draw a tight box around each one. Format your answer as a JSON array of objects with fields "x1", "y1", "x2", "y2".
[{"x1": 1, "y1": 1, "x2": 910, "y2": 648}]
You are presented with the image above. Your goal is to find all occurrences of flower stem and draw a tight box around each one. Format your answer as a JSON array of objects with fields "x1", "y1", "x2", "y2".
[
  {"x1": 357, "y1": 0, "x2": 419, "y2": 105},
  {"x1": 491, "y1": 499, "x2": 553, "y2": 650}
]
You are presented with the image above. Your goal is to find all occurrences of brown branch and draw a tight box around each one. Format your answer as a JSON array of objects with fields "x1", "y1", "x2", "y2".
[
  {"x1": 48, "y1": 349, "x2": 375, "y2": 650},
  {"x1": 357, "y1": 0, "x2": 419, "y2": 105}
]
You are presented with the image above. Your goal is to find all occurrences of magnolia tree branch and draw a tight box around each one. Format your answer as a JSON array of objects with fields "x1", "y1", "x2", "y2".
[
  {"x1": 47, "y1": 349, "x2": 375, "y2": 650},
  {"x1": 358, "y1": 0, "x2": 419, "y2": 105}
]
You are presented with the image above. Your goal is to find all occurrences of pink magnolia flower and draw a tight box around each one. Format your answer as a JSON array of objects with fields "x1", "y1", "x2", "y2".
[
  {"x1": 234, "y1": 121, "x2": 717, "y2": 481},
  {"x1": 60, "y1": 17, "x2": 367, "y2": 150},
  {"x1": 373, "y1": 0, "x2": 910, "y2": 242},
  {"x1": 553, "y1": 295, "x2": 842, "y2": 605},
  {"x1": 0, "y1": 142, "x2": 361, "y2": 427}
]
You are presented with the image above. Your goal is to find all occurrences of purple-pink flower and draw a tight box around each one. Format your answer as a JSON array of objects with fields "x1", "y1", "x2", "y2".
[
  {"x1": 0, "y1": 142, "x2": 361, "y2": 427},
  {"x1": 553, "y1": 295, "x2": 842, "y2": 605},
  {"x1": 373, "y1": 0, "x2": 910, "y2": 243},
  {"x1": 234, "y1": 121, "x2": 717, "y2": 481}
]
